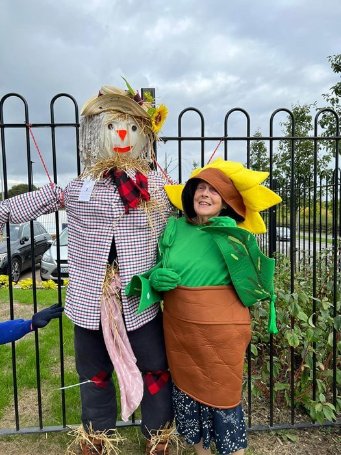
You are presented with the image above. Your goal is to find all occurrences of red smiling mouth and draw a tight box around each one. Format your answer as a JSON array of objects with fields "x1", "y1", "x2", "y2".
[{"x1": 113, "y1": 146, "x2": 132, "y2": 153}]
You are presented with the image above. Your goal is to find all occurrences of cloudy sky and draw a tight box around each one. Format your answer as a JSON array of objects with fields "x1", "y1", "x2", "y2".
[{"x1": 1, "y1": 0, "x2": 340, "y2": 187}]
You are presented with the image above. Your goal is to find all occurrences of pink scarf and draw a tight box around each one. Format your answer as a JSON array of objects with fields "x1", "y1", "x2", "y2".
[{"x1": 100, "y1": 272, "x2": 144, "y2": 421}]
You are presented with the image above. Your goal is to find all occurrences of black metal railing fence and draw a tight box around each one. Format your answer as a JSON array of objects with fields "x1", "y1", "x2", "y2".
[{"x1": 0, "y1": 93, "x2": 339, "y2": 435}]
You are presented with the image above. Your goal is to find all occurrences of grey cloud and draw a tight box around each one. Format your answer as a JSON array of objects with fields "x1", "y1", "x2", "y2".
[{"x1": 1, "y1": 0, "x2": 340, "y2": 185}]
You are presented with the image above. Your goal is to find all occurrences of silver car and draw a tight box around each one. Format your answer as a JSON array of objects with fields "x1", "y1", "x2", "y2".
[{"x1": 40, "y1": 227, "x2": 68, "y2": 282}]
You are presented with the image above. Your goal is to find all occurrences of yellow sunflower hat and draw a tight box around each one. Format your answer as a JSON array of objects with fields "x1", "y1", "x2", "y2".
[{"x1": 165, "y1": 157, "x2": 282, "y2": 234}]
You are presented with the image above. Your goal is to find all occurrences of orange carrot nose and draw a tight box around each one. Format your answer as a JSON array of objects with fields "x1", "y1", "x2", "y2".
[{"x1": 116, "y1": 129, "x2": 127, "y2": 141}]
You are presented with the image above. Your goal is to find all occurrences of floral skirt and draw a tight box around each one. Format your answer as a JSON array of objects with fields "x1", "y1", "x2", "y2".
[{"x1": 173, "y1": 386, "x2": 247, "y2": 454}]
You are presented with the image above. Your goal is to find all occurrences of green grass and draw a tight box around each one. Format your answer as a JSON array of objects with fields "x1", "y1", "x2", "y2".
[
  {"x1": 0, "y1": 287, "x2": 66, "y2": 306},
  {"x1": 0, "y1": 287, "x2": 126, "y2": 430},
  {"x1": 0, "y1": 287, "x2": 79, "y2": 427}
]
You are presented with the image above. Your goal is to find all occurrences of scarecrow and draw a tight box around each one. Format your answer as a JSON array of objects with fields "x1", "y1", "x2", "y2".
[{"x1": 0, "y1": 80, "x2": 174, "y2": 454}]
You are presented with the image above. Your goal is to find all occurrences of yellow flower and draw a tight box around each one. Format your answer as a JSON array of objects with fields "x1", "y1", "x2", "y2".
[{"x1": 151, "y1": 104, "x2": 168, "y2": 134}]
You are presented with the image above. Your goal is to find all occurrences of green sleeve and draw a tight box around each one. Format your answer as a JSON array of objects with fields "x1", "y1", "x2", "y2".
[
  {"x1": 125, "y1": 216, "x2": 179, "y2": 314},
  {"x1": 125, "y1": 262, "x2": 163, "y2": 314}
]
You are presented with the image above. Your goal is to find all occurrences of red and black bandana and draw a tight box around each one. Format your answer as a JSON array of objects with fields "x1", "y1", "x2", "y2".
[{"x1": 106, "y1": 169, "x2": 150, "y2": 214}]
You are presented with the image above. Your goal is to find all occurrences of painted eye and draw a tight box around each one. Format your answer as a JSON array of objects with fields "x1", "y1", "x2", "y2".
[
  {"x1": 131, "y1": 125, "x2": 137, "y2": 132},
  {"x1": 108, "y1": 123, "x2": 113, "y2": 130}
]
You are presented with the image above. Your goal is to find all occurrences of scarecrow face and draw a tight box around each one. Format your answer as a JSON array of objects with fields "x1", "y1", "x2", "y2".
[{"x1": 101, "y1": 116, "x2": 149, "y2": 160}]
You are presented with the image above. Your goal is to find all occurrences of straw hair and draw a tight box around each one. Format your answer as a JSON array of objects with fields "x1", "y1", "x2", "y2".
[{"x1": 66, "y1": 424, "x2": 125, "y2": 454}]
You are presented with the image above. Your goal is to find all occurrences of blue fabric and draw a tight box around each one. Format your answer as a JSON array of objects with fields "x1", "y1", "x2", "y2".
[
  {"x1": 0, "y1": 319, "x2": 32, "y2": 344},
  {"x1": 173, "y1": 385, "x2": 247, "y2": 454}
]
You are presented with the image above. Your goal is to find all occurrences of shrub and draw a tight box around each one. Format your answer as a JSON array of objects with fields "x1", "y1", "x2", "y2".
[
  {"x1": 249, "y1": 250, "x2": 340, "y2": 423},
  {"x1": 0, "y1": 275, "x2": 9, "y2": 288},
  {"x1": 41, "y1": 279, "x2": 58, "y2": 290},
  {"x1": 18, "y1": 278, "x2": 33, "y2": 289}
]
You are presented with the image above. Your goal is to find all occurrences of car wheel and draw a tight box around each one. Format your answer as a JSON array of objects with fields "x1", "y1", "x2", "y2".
[
  {"x1": 39, "y1": 271, "x2": 48, "y2": 281},
  {"x1": 11, "y1": 257, "x2": 22, "y2": 283}
]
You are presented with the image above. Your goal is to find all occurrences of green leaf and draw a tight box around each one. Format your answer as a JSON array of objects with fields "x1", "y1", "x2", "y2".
[
  {"x1": 285, "y1": 433, "x2": 298, "y2": 442},
  {"x1": 143, "y1": 90, "x2": 154, "y2": 103},
  {"x1": 297, "y1": 311, "x2": 308, "y2": 322},
  {"x1": 322, "y1": 405, "x2": 335, "y2": 421},
  {"x1": 274, "y1": 382, "x2": 290, "y2": 391},
  {"x1": 250, "y1": 344, "x2": 258, "y2": 356},
  {"x1": 121, "y1": 76, "x2": 136, "y2": 96},
  {"x1": 321, "y1": 298, "x2": 332, "y2": 310},
  {"x1": 327, "y1": 331, "x2": 334, "y2": 347},
  {"x1": 285, "y1": 330, "x2": 300, "y2": 348},
  {"x1": 325, "y1": 402, "x2": 336, "y2": 410},
  {"x1": 336, "y1": 369, "x2": 341, "y2": 385},
  {"x1": 315, "y1": 403, "x2": 323, "y2": 412},
  {"x1": 319, "y1": 393, "x2": 326, "y2": 403},
  {"x1": 334, "y1": 315, "x2": 341, "y2": 331},
  {"x1": 308, "y1": 314, "x2": 316, "y2": 327},
  {"x1": 147, "y1": 107, "x2": 156, "y2": 116}
]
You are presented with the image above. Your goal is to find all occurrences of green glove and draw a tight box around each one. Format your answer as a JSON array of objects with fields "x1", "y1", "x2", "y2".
[{"x1": 149, "y1": 268, "x2": 181, "y2": 292}]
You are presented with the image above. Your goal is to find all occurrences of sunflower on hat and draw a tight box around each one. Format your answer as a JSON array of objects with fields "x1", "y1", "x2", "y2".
[
  {"x1": 120, "y1": 78, "x2": 168, "y2": 135},
  {"x1": 165, "y1": 157, "x2": 282, "y2": 234},
  {"x1": 122, "y1": 79, "x2": 168, "y2": 135}
]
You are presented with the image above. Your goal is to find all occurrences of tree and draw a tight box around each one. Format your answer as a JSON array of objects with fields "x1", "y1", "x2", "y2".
[
  {"x1": 319, "y1": 54, "x2": 341, "y2": 156},
  {"x1": 275, "y1": 103, "x2": 333, "y2": 185},
  {"x1": 7, "y1": 183, "x2": 38, "y2": 198},
  {"x1": 249, "y1": 130, "x2": 269, "y2": 173}
]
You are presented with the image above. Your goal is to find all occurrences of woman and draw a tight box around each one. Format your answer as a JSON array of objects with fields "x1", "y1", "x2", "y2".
[{"x1": 127, "y1": 160, "x2": 280, "y2": 455}]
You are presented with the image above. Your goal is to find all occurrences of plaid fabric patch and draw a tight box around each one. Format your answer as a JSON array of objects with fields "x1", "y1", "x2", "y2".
[
  {"x1": 109, "y1": 169, "x2": 150, "y2": 214},
  {"x1": 91, "y1": 370, "x2": 110, "y2": 388},
  {"x1": 144, "y1": 370, "x2": 171, "y2": 395}
]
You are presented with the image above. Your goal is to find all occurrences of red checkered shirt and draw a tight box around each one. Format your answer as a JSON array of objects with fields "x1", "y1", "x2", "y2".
[{"x1": 0, "y1": 171, "x2": 172, "y2": 331}]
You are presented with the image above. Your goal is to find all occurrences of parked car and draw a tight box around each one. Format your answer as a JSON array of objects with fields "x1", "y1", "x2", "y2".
[
  {"x1": 276, "y1": 226, "x2": 291, "y2": 241},
  {"x1": 0, "y1": 221, "x2": 52, "y2": 282},
  {"x1": 40, "y1": 227, "x2": 68, "y2": 282}
]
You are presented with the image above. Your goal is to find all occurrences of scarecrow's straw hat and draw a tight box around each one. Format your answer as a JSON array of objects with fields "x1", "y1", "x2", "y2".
[{"x1": 81, "y1": 85, "x2": 150, "y2": 118}]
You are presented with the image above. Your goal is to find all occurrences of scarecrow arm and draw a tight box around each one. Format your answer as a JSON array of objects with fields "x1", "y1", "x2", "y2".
[{"x1": 0, "y1": 184, "x2": 63, "y2": 233}]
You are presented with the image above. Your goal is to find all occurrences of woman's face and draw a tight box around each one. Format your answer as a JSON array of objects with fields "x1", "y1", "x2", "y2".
[{"x1": 193, "y1": 180, "x2": 224, "y2": 223}]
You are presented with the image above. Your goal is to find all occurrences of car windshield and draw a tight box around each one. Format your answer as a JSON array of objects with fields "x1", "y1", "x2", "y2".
[
  {"x1": 56, "y1": 228, "x2": 68, "y2": 246},
  {"x1": 3, "y1": 224, "x2": 21, "y2": 241}
]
